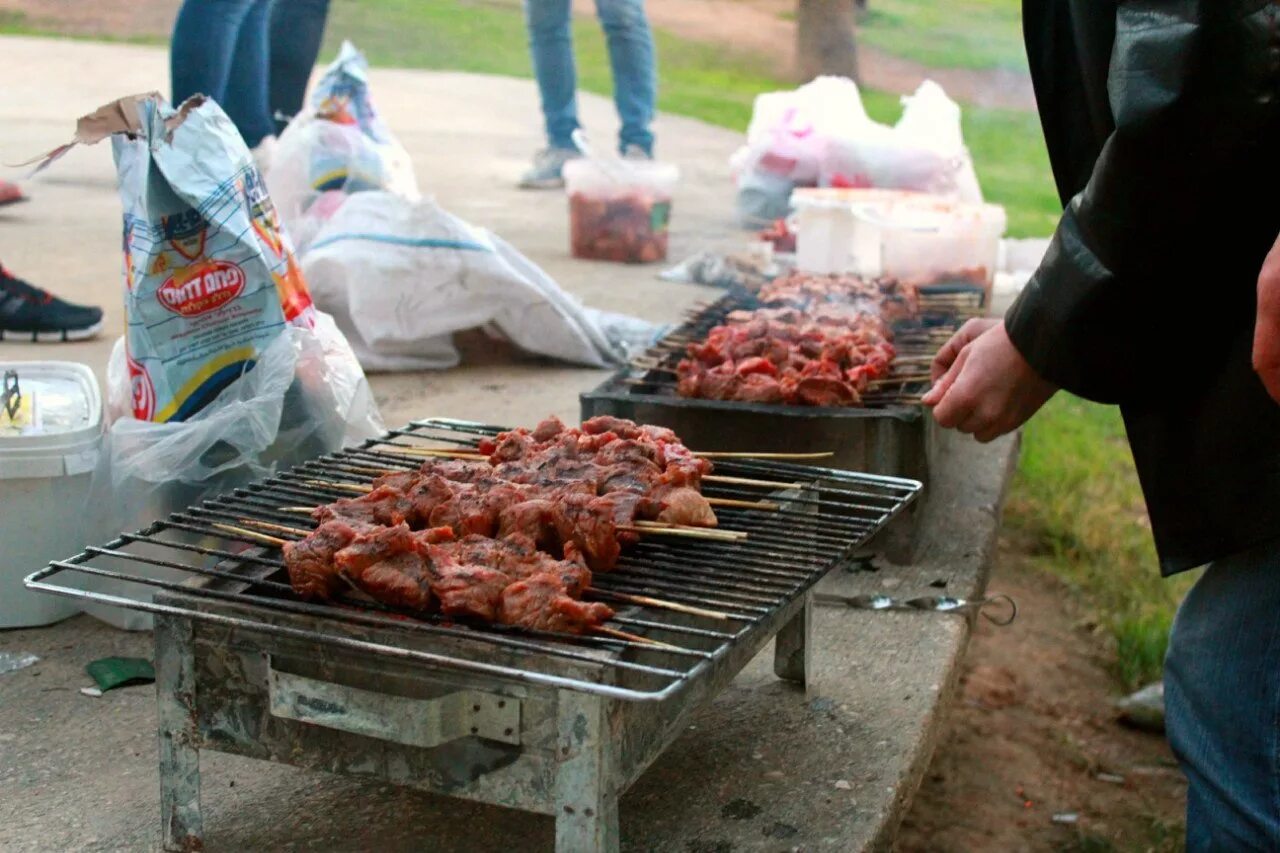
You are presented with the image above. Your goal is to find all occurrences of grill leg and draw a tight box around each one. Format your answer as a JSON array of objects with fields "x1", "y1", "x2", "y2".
[
  {"x1": 554, "y1": 691, "x2": 620, "y2": 853},
  {"x1": 155, "y1": 615, "x2": 203, "y2": 852},
  {"x1": 774, "y1": 591, "x2": 814, "y2": 691}
]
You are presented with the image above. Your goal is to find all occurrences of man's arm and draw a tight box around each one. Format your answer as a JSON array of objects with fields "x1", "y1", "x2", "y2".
[{"x1": 926, "y1": 1, "x2": 1280, "y2": 438}]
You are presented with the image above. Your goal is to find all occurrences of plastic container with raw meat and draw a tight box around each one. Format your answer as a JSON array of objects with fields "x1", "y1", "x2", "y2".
[{"x1": 564, "y1": 158, "x2": 679, "y2": 264}]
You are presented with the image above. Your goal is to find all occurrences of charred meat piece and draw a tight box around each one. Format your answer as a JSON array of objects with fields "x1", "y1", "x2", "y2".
[
  {"x1": 283, "y1": 520, "x2": 363, "y2": 600},
  {"x1": 499, "y1": 573, "x2": 615, "y2": 634},
  {"x1": 313, "y1": 485, "x2": 415, "y2": 527},
  {"x1": 333, "y1": 523, "x2": 418, "y2": 577},
  {"x1": 422, "y1": 543, "x2": 513, "y2": 622},
  {"x1": 357, "y1": 550, "x2": 434, "y2": 612}
]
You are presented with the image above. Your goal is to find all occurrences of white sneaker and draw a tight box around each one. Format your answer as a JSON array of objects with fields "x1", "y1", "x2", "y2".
[{"x1": 519, "y1": 147, "x2": 581, "y2": 189}]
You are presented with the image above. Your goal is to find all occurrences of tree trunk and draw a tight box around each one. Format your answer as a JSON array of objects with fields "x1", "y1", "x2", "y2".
[{"x1": 795, "y1": 0, "x2": 860, "y2": 83}]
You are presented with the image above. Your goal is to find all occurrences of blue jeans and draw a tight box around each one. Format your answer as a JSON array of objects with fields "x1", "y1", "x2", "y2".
[
  {"x1": 1165, "y1": 539, "x2": 1280, "y2": 850},
  {"x1": 269, "y1": 0, "x2": 331, "y2": 132},
  {"x1": 172, "y1": 0, "x2": 329, "y2": 147},
  {"x1": 524, "y1": 0, "x2": 656, "y2": 155}
]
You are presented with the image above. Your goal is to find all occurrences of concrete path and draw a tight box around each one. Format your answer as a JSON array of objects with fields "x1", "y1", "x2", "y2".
[{"x1": 0, "y1": 36, "x2": 1014, "y2": 852}]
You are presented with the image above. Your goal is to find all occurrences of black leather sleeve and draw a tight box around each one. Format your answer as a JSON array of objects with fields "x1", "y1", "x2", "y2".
[{"x1": 1006, "y1": 0, "x2": 1280, "y2": 404}]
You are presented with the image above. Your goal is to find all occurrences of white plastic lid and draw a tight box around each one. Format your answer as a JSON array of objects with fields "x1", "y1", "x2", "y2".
[{"x1": 0, "y1": 361, "x2": 103, "y2": 479}]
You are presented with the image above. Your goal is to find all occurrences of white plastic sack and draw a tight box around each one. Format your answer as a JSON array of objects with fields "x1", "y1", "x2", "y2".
[
  {"x1": 731, "y1": 78, "x2": 983, "y2": 224},
  {"x1": 97, "y1": 312, "x2": 382, "y2": 530},
  {"x1": 730, "y1": 76, "x2": 873, "y2": 186},
  {"x1": 301, "y1": 192, "x2": 658, "y2": 372},
  {"x1": 821, "y1": 81, "x2": 982, "y2": 202},
  {"x1": 267, "y1": 41, "x2": 419, "y2": 252},
  {"x1": 80, "y1": 312, "x2": 382, "y2": 630}
]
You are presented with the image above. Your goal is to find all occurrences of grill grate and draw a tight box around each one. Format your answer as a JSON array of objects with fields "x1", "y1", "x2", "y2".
[
  {"x1": 27, "y1": 418, "x2": 919, "y2": 701},
  {"x1": 619, "y1": 288, "x2": 978, "y2": 410}
]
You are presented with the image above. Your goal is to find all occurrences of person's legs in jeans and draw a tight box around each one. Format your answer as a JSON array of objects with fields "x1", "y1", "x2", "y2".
[
  {"x1": 525, "y1": 0, "x2": 579, "y2": 150},
  {"x1": 221, "y1": 0, "x2": 276, "y2": 148},
  {"x1": 594, "y1": 0, "x2": 655, "y2": 155},
  {"x1": 1164, "y1": 539, "x2": 1280, "y2": 851},
  {"x1": 171, "y1": 0, "x2": 257, "y2": 106},
  {"x1": 268, "y1": 0, "x2": 331, "y2": 133}
]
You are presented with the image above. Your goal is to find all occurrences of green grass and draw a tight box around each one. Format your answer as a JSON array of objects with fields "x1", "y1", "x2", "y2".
[
  {"x1": 1007, "y1": 396, "x2": 1194, "y2": 690},
  {"x1": 857, "y1": 0, "x2": 1027, "y2": 71}
]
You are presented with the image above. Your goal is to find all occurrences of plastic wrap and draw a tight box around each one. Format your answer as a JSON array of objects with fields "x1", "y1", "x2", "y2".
[
  {"x1": 267, "y1": 41, "x2": 419, "y2": 252},
  {"x1": 301, "y1": 192, "x2": 659, "y2": 372}
]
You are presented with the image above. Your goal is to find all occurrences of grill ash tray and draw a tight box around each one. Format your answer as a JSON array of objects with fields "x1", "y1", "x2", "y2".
[{"x1": 26, "y1": 418, "x2": 918, "y2": 853}]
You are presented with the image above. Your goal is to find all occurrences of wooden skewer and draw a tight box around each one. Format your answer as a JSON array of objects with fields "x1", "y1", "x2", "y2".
[
  {"x1": 212, "y1": 523, "x2": 288, "y2": 547},
  {"x1": 236, "y1": 517, "x2": 312, "y2": 538},
  {"x1": 695, "y1": 451, "x2": 833, "y2": 460},
  {"x1": 378, "y1": 447, "x2": 488, "y2": 459},
  {"x1": 594, "y1": 590, "x2": 730, "y2": 621},
  {"x1": 706, "y1": 497, "x2": 780, "y2": 510},
  {"x1": 868, "y1": 374, "x2": 932, "y2": 387},
  {"x1": 590, "y1": 625, "x2": 683, "y2": 650},
  {"x1": 704, "y1": 474, "x2": 804, "y2": 489},
  {"x1": 306, "y1": 478, "x2": 372, "y2": 494},
  {"x1": 630, "y1": 520, "x2": 747, "y2": 540},
  {"x1": 619, "y1": 524, "x2": 747, "y2": 542}
]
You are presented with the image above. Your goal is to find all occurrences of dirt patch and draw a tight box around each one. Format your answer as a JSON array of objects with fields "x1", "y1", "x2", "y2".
[{"x1": 897, "y1": 539, "x2": 1186, "y2": 852}]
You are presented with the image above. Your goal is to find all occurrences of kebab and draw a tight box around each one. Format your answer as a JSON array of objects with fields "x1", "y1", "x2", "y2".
[
  {"x1": 675, "y1": 313, "x2": 897, "y2": 406},
  {"x1": 279, "y1": 417, "x2": 728, "y2": 634}
]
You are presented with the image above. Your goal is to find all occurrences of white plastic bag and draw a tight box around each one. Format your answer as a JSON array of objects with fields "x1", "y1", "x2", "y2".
[
  {"x1": 731, "y1": 78, "x2": 983, "y2": 225},
  {"x1": 820, "y1": 81, "x2": 983, "y2": 202},
  {"x1": 730, "y1": 76, "x2": 873, "y2": 186},
  {"x1": 301, "y1": 192, "x2": 658, "y2": 371},
  {"x1": 267, "y1": 41, "x2": 419, "y2": 252},
  {"x1": 81, "y1": 312, "x2": 383, "y2": 630}
]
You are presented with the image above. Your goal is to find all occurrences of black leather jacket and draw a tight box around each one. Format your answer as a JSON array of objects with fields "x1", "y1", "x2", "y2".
[{"x1": 1005, "y1": 0, "x2": 1280, "y2": 574}]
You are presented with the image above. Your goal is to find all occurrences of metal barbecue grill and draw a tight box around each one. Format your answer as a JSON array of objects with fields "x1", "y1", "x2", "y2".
[
  {"x1": 26, "y1": 418, "x2": 919, "y2": 852},
  {"x1": 582, "y1": 289, "x2": 972, "y2": 561}
]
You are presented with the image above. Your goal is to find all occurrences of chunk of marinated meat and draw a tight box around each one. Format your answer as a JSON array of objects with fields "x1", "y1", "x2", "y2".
[
  {"x1": 333, "y1": 523, "x2": 417, "y2": 576},
  {"x1": 792, "y1": 376, "x2": 859, "y2": 406},
  {"x1": 422, "y1": 544, "x2": 512, "y2": 622},
  {"x1": 497, "y1": 499, "x2": 561, "y2": 549},
  {"x1": 283, "y1": 520, "x2": 361, "y2": 600},
  {"x1": 312, "y1": 485, "x2": 414, "y2": 527},
  {"x1": 735, "y1": 372, "x2": 785, "y2": 404},
  {"x1": 532, "y1": 416, "x2": 567, "y2": 442},
  {"x1": 371, "y1": 470, "x2": 420, "y2": 492},
  {"x1": 498, "y1": 573, "x2": 615, "y2": 634},
  {"x1": 357, "y1": 550, "x2": 434, "y2": 611},
  {"x1": 552, "y1": 493, "x2": 625, "y2": 572},
  {"x1": 655, "y1": 486, "x2": 718, "y2": 527}
]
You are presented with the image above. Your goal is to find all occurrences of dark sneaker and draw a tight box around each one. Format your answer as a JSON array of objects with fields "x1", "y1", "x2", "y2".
[
  {"x1": 0, "y1": 266, "x2": 104, "y2": 342},
  {"x1": 519, "y1": 147, "x2": 581, "y2": 189}
]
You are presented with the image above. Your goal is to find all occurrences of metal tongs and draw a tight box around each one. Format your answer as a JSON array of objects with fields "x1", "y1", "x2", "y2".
[
  {"x1": 815, "y1": 591, "x2": 1018, "y2": 626},
  {"x1": 2, "y1": 370, "x2": 20, "y2": 420}
]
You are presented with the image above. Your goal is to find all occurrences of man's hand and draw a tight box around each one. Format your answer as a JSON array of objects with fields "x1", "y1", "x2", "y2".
[
  {"x1": 921, "y1": 320, "x2": 1057, "y2": 443},
  {"x1": 1253, "y1": 232, "x2": 1280, "y2": 404}
]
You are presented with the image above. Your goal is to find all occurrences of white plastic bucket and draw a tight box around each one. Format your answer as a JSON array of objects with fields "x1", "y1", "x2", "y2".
[
  {"x1": 792, "y1": 188, "x2": 1007, "y2": 300},
  {"x1": 0, "y1": 361, "x2": 102, "y2": 628},
  {"x1": 791, "y1": 188, "x2": 918, "y2": 276}
]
